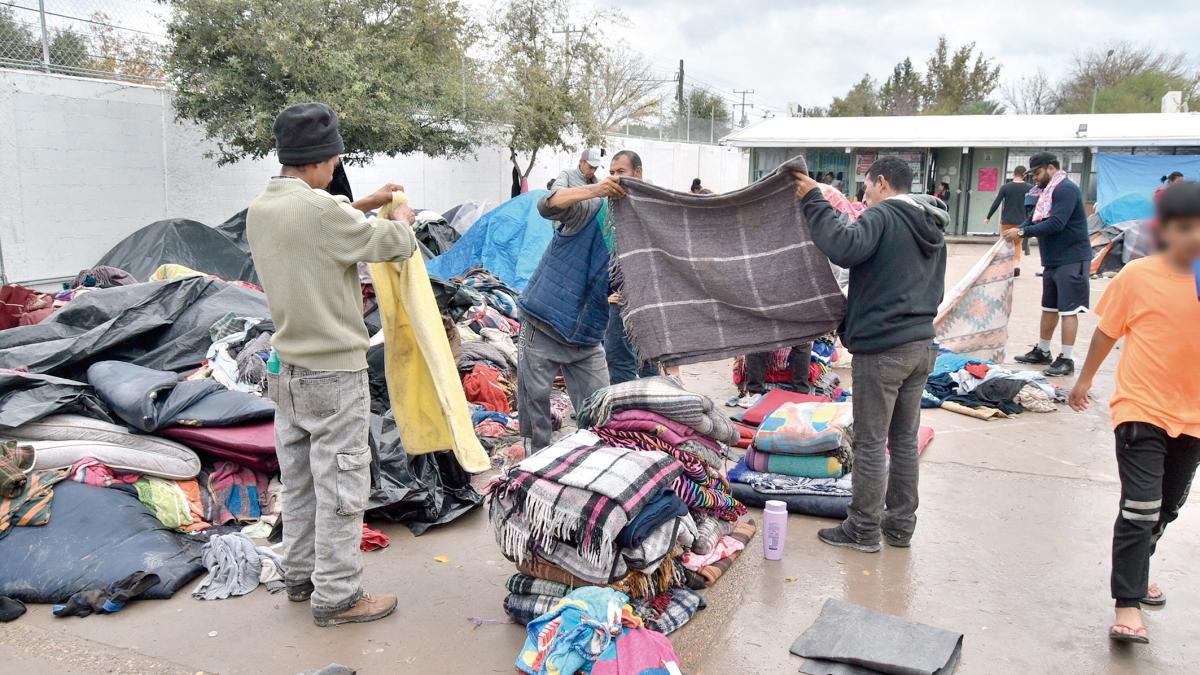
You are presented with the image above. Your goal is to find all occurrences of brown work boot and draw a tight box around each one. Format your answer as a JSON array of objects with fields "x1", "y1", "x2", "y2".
[{"x1": 313, "y1": 592, "x2": 397, "y2": 627}]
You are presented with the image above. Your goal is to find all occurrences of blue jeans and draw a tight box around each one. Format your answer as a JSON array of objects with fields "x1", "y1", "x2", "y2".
[{"x1": 604, "y1": 303, "x2": 658, "y2": 385}]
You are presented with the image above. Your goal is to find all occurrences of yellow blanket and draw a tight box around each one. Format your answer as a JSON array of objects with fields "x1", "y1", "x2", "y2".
[{"x1": 368, "y1": 194, "x2": 490, "y2": 473}]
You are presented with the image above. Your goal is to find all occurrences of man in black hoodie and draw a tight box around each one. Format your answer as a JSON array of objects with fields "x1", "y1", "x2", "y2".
[{"x1": 793, "y1": 156, "x2": 948, "y2": 553}]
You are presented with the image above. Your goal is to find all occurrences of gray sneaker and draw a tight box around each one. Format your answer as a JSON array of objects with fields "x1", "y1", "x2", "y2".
[{"x1": 818, "y1": 526, "x2": 880, "y2": 553}]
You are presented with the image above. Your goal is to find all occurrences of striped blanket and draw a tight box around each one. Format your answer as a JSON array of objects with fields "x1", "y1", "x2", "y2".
[
  {"x1": 609, "y1": 157, "x2": 846, "y2": 366},
  {"x1": 489, "y1": 430, "x2": 682, "y2": 572},
  {"x1": 934, "y1": 239, "x2": 1015, "y2": 363},
  {"x1": 578, "y1": 376, "x2": 741, "y2": 445}
]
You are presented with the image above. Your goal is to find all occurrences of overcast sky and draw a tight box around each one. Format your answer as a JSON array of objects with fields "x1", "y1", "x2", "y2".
[{"x1": 604, "y1": 0, "x2": 1199, "y2": 116}]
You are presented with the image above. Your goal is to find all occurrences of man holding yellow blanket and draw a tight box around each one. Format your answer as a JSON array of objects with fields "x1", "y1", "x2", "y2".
[{"x1": 247, "y1": 102, "x2": 414, "y2": 627}]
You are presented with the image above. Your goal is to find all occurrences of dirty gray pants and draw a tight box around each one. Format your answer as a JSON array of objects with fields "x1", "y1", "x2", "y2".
[
  {"x1": 842, "y1": 340, "x2": 936, "y2": 545},
  {"x1": 517, "y1": 320, "x2": 609, "y2": 452},
  {"x1": 268, "y1": 364, "x2": 371, "y2": 618}
]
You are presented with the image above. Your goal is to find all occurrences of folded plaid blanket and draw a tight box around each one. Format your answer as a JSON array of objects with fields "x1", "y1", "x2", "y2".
[
  {"x1": 745, "y1": 446, "x2": 847, "y2": 478},
  {"x1": 503, "y1": 592, "x2": 561, "y2": 625},
  {"x1": 728, "y1": 456, "x2": 853, "y2": 497},
  {"x1": 579, "y1": 377, "x2": 740, "y2": 446},
  {"x1": 610, "y1": 157, "x2": 845, "y2": 366},
  {"x1": 683, "y1": 519, "x2": 756, "y2": 589},
  {"x1": 515, "y1": 555, "x2": 677, "y2": 600},
  {"x1": 506, "y1": 573, "x2": 572, "y2": 599},
  {"x1": 692, "y1": 514, "x2": 736, "y2": 555},
  {"x1": 489, "y1": 430, "x2": 681, "y2": 572},
  {"x1": 631, "y1": 587, "x2": 706, "y2": 635}
]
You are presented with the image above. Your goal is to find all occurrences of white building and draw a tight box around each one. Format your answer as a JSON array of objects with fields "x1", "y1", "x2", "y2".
[{"x1": 723, "y1": 113, "x2": 1200, "y2": 234}]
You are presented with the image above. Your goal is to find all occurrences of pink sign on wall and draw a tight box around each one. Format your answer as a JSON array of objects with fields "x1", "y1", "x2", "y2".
[{"x1": 977, "y1": 167, "x2": 999, "y2": 192}]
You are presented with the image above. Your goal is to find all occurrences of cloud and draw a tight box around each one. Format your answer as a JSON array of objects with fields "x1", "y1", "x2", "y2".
[{"x1": 600, "y1": 0, "x2": 1200, "y2": 114}]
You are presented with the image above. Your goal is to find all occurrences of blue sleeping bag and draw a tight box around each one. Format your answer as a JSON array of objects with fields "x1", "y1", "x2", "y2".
[
  {"x1": 426, "y1": 191, "x2": 554, "y2": 291},
  {"x1": 0, "y1": 481, "x2": 204, "y2": 603}
]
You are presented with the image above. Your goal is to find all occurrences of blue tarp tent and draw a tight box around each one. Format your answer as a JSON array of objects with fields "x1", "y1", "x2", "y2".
[
  {"x1": 426, "y1": 191, "x2": 553, "y2": 291},
  {"x1": 1095, "y1": 153, "x2": 1200, "y2": 204},
  {"x1": 1097, "y1": 193, "x2": 1154, "y2": 227}
]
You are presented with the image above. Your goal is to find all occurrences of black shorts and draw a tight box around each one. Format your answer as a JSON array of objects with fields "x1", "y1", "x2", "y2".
[{"x1": 1041, "y1": 261, "x2": 1091, "y2": 315}]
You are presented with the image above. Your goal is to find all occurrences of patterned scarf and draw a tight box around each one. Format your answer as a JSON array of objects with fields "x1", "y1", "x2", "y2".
[{"x1": 1030, "y1": 169, "x2": 1068, "y2": 223}]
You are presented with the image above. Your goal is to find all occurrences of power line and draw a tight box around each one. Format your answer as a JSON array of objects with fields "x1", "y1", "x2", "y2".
[{"x1": 733, "y1": 89, "x2": 755, "y2": 127}]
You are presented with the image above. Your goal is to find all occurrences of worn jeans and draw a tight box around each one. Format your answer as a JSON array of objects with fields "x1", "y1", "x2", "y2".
[
  {"x1": 517, "y1": 320, "x2": 609, "y2": 452},
  {"x1": 268, "y1": 364, "x2": 371, "y2": 618},
  {"x1": 744, "y1": 343, "x2": 813, "y2": 394},
  {"x1": 1111, "y1": 422, "x2": 1200, "y2": 607},
  {"x1": 604, "y1": 303, "x2": 659, "y2": 385},
  {"x1": 841, "y1": 339, "x2": 936, "y2": 544}
]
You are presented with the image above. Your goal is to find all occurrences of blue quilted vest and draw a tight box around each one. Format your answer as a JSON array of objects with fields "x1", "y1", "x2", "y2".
[{"x1": 518, "y1": 207, "x2": 611, "y2": 347}]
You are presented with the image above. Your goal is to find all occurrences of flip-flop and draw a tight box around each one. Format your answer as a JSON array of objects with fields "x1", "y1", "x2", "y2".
[
  {"x1": 1142, "y1": 584, "x2": 1167, "y2": 606},
  {"x1": 1109, "y1": 624, "x2": 1150, "y2": 644}
]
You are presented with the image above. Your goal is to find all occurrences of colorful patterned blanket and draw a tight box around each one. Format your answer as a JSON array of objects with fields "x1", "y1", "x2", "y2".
[{"x1": 934, "y1": 239, "x2": 1015, "y2": 363}]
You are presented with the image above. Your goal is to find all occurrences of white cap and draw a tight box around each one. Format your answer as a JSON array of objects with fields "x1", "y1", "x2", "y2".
[{"x1": 582, "y1": 148, "x2": 604, "y2": 168}]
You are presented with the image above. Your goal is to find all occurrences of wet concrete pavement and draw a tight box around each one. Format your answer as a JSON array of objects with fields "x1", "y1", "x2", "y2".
[{"x1": 3, "y1": 243, "x2": 1196, "y2": 674}]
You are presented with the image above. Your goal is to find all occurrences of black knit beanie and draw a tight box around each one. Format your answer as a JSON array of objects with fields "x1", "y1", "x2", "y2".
[{"x1": 273, "y1": 102, "x2": 345, "y2": 165}]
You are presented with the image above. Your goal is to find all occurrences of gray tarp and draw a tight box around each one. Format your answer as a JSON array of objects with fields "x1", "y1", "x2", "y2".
[
  {"x1": 95, "y1": 218, "x2": 258, "y2": 284},
  {"x1": 0, "y1": 277, "x2": 269, "y2": 380},
  {"x1": 790, "y1": 599, "x2": 963, "y2": 675},
  {"x1": 610, "y1": 157, "x2": 846, "y2": 366}
]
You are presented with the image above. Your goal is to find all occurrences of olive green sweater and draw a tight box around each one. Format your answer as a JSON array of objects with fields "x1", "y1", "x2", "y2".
[{"x1": 247, "y1": 177, "x2": 417, "y2": 371}]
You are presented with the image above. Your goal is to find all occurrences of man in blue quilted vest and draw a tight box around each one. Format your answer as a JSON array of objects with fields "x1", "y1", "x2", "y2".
[{"x1": 517, "y1": 151, "x2": 636, "y2": 451}]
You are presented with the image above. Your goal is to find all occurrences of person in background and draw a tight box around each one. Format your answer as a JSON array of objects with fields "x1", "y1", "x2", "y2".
[
  {"x1": 520, "y1": 152, "x2": 633, "y2": 451},
  {"x1": 985, "y1": 165, "x2": 1034, "y2": 274},
  {"x1": 793, "y1": 156, "x2": 948, "y2": 553},
  {"x1": 1164, "y1": 171, "x2": 1185, "y2": 186},
  {"x1": 936, "y1": 181, "x2": 951, "y2": 204},
  {"x1": 1068, "y1": 181, "x2": 1200, "y2": 645},
  {"x1": 743, "y1": 343, "x2": 813, "y2": 400},
  {"x1": 690, "y1": 178, "x2": 713, "y2": 195},
  {"x1": 247, "y1": 102, "x2": 418, "y2": 627},
  {"x1": 1004, "y1": 152, "x2": 1092, "y2": 376},
  {"x1": 554, "y1": 148, "x2": 604, "y2": 190},
  {"x1": 603, "y1": 151, "x2": 661, "y2": 385}
]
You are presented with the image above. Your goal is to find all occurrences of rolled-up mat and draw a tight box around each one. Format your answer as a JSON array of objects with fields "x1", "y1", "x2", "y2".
[
  {"x1": 791, "y1": 598, "x2": 963, "y2": 675},
  {"x1": 729, "y1": 482, "x2": 849, "y2": 520}
]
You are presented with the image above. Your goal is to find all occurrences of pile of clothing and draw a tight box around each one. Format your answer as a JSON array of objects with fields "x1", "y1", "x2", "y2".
[
  {"x1": 490, "y1": 430, "x2": 717, "y2": 635},
  {"x1": 514, "y1": 586, "x2": 684, "y2": 675},
  {"x1": 923, "y1": 349, "x2": 1061, "y2": 420}
]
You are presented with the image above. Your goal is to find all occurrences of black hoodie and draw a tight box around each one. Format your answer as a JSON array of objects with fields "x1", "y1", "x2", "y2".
[{"x1": 800, "y1": 189, "x2": 948, "y2": 355}]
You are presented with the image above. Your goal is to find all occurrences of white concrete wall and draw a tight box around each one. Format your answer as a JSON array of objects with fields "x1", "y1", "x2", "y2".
[{"x1": 1, "y1": 69, "x2": 750, "y2": 284}]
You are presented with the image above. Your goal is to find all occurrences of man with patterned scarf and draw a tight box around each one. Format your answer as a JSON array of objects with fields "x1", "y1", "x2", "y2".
[{"x1": 1005, "y1": 152, "x2": 1092, "y2": 376}]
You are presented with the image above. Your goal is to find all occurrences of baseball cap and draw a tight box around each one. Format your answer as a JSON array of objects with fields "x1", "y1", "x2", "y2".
[
  {"x1": 1026, "y1": 151, "x2": 1058, "y2": 171},
  {"x1": 582, "y1": 148, "x2": 604, "y2": 168}
]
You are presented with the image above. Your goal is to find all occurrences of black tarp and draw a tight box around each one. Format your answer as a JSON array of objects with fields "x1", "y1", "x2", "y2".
[
  {"x1": 0, "y1": 277, "x2": 269, "y2": 381},
  {"x1": 87, "y1": 361, "x2": 274, "y2": 432},
  {"x1": 366, "y1": 412, "x2": 483, "y2": 536},
  {"x1": 216, "y1": 209, "x2": 251, "y2": 253},
  {"x1": 95, "y1": 218, "x2": 258, "y2": 284},
  {"x1": 413, "y1": 212, "x2": 461, "y2": 257},
  {"x1": 0, "y1": 481, "x2": 204, "y2": 603},
  {"x1": 0, "y1": 370, "x2": 113, "y2": 429}
]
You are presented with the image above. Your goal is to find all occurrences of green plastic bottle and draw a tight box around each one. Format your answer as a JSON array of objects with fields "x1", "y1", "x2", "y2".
[{"x1": 267, "y1": 349, "x2": 280, "y2": 375}]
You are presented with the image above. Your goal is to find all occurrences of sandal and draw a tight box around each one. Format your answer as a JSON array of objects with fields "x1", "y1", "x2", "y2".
[
  {"x1": 1142, "y1": 582, "x2": 1166, "y2": 607},
  {"x1": 1109, "y1": 624, "x2": 1150, "y2": 644}
]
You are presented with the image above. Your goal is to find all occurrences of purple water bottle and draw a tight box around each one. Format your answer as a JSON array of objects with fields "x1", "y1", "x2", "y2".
[{"x1": 763, "y1": 500, "x2": 788, "y2": 560}]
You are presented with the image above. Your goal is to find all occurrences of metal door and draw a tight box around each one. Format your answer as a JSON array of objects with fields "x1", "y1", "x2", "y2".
[{"x1": 965, "y1": 148, "x2": 1007, "y2": 234}]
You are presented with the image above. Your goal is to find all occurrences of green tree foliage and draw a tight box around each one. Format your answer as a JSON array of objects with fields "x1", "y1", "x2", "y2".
[
  {"x1": 490, "y1": 0, "x2": 606, "y2": 176},
  {"x1": 674, "y1": 88, "x2": 731, "y2": 139},
  {"x1": 825, "y1": 37, "x2": 1000, "y2": 117},
  {"x1": 1056, "y1": 43, "x2": 1199, "y2": 113},
  {"x1": 828, "y1": 74, "x2": 881, "y2": 117},
  {"x1": 162, "y1": 0, "x2": 487, "y2": 165},
  {"x1": 921, "y1": 36, "x2": 1001, "y2": 115},
  {"x1": 878, "y1": 58, "x2": 923, "y2": 116}
]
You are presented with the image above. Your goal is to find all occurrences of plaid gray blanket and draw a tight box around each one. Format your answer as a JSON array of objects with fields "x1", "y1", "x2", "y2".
[
  {"x1": 611, "y1": 156, "x2": 846, "y2": 366},
  {"x1": 578, "y1": 376, "x2": 740, "y2": 446}
]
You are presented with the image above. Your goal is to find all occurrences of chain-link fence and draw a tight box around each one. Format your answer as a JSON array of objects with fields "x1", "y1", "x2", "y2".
[{"x1": 1, "y1": 0, "x2": 166, "y2": 83}]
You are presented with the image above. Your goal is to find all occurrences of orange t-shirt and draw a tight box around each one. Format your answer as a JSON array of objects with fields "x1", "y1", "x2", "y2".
[{"x1": 1095, "y1": 255, "x2": 1200, "y2": 438}]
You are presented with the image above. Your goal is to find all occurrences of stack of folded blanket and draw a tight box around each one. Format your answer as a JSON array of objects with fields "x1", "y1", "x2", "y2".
[{"x1": 749, "y1": 401, "x2": 854, "y2": 479}]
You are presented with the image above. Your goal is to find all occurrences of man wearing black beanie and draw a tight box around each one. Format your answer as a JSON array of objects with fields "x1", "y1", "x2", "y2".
[{"x1": 247, "y1": 102, "x2": 416, "y2": 627}]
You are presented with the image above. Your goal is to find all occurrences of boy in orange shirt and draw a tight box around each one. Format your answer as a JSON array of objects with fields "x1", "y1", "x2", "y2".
[{"x1": 1070, "y1": 181, "x2": 1200, "y2": 645}]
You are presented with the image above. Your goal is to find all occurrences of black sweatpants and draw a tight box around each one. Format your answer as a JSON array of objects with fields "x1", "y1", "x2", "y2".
[
  {"x1": 744, "y1": 343, "x2": 812, "y2": 395},
  {"x1": 1111, "y1": 422, "x2": 1200, "y2": 608}
]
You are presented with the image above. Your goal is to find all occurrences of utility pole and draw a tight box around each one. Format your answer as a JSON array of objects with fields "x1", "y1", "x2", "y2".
[
  {"x1": 675, "y1": 60, "x2": 685, "y2": 140},
  {"x1": 733, "y1": 89, "x2": 755, "y2": 127},
  {"x1": 553, "y1": 24, "x2": 586, "y2": 59}
]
